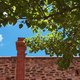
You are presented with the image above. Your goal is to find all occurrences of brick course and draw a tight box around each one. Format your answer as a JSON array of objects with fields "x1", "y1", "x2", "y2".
[{"x1": 0, "y1": 37, "x2": 80, "y2": 80}]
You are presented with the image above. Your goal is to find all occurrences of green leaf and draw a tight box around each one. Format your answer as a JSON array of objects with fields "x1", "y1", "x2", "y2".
[
  {"x1": 40, "y1": 22, "x2": 46, "y2": 29},
  {"x1": 0, "y1": 24, "x2": 2, "y2": 28},
  {"x1": 13, "y1": 19, "x2": 17, "y2": 25},
  {"x1": 45, "y1": 0, "x2": 48, "y2": 5},
  {"x1": 25, "y1": 20, "x2": 31, "y2": 28},
  {"x1": 28, "y1": 47, "x2": 31, "y2": 50},
  {"x1": 19, "y1": 24, "x2": 23, "y2": 29},
  {"x1": 2, "y1": 22, "x2": 7, "y2": 27},
  {"x1": 29, "y1": 50, "x2": 33, "y2": 53}
]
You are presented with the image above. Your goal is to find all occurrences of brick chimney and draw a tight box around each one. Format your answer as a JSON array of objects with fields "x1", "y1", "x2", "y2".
[{"x1": 16, "y1": 37, "x2": 27, "y2": 80}]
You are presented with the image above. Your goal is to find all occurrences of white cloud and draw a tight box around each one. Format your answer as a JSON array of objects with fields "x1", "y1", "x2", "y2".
[{"x1": 0, "y1": 34, "x2": 3, "y2": 42}]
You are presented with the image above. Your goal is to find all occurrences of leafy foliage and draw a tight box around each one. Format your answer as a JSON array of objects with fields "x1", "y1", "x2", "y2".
[{"x1": 0, "y1": 0, "x2": 80, "y2": 71}]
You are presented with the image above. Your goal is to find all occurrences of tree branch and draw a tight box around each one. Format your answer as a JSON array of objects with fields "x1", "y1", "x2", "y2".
[
  {"x1": 17, "y1": 5, "x2": 80, "y2": 20},
  {"x1": 35, "y1": 1, "x2": 45, "y2": 17},
  {"x1": 44, "y1": 5, "x2": 80, "y2": 19},
  {"x1": 1, "y1": 0, "x2": 14, "y2": 14}
]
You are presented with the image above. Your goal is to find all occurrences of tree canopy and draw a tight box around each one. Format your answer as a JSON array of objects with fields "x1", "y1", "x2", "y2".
[{"x1": 0, "y1": 0, "x2": 80, "y2": 71}]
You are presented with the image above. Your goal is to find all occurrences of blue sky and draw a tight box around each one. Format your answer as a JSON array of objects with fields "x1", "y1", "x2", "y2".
[{"x1": 0, "y1": 20, "x2": 79, "y2": 57}]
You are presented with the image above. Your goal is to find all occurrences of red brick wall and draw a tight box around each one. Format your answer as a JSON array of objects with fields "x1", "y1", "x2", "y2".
[
  {"x1": 16, "y1": 38, "x2": 27, "y2": 80},
  {"x1": 25, "y1": 57, "x2": 80, "y2": 80},
  {"x1": 0, "y1": 57, "x2": 17, "y2": 80},
  {"x1": 0, "y1": 57, "x2": 80, "y2": 80},
  {"x1": 0, "y1": 37, "x2": 80, "y2": 80}
]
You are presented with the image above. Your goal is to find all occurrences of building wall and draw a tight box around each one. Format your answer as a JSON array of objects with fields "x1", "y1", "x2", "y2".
[
  {"x1": 25, "y1": 57, "x2": 80, "y2": 80},
  {"x1": 0, "y1": 57, "x2": 80, "y2": 80},
  {"x1": 0, "y1": 57, "x2": 16, "y2": 80},
  {"x1": 0, "y1": 38, "x2": 80, "y2": 80}
]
